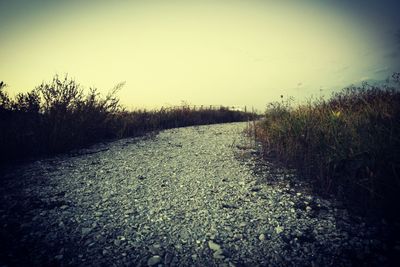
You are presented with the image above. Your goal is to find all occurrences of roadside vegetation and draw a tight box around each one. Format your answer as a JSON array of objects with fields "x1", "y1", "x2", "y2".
[
  {"x1": 254, "y1": 73, "x2": 400, "y2": 221},
  {"x1": 0, "y1": 75, "x2": 255, "y2": 164}
]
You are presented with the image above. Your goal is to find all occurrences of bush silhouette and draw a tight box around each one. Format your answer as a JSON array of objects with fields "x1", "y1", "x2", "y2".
[{"x1": 0, "y1": 75, "x2": 253, "y2": 164}]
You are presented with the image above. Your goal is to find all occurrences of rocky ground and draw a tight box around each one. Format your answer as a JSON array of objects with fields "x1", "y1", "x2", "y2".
[{"x1": 0, "y1": 122, "x2": 393, "y2": 266}]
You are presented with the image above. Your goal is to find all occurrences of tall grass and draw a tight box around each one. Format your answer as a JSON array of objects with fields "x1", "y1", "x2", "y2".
[
  {"x1": 255, "y1": 74, "x2": 400, "y2": 220},
  {"x1": 0, "y1": 76, "x2": 254, "y2": 164}
]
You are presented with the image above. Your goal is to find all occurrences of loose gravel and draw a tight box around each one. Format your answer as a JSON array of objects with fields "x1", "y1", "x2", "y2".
[{"x1": 0, "y1": 122, "x2": 389, "y2": 266}]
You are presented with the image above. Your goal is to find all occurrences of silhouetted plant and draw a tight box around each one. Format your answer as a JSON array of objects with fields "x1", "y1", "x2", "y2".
[
  {"x1": 0, "y1": 75, "x2": 254, "y2": 164},
  {"x1": 0, "y1": 81, "x2": 11, "y2": 110}
]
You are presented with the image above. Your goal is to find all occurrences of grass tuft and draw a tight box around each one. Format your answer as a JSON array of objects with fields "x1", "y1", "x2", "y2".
[{"x1": 255, "y1": 74, "x2": 400, "y2": 220}]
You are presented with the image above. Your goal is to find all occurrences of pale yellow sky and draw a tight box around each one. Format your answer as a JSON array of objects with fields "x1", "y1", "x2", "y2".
[{"x1": 0, "y1": 0, "x2": 399, "y2": 110}]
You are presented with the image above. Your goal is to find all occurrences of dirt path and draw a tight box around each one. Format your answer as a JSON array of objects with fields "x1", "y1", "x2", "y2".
[{"x1": 0, "y1": 122, "x2": 387, "y2": 266}]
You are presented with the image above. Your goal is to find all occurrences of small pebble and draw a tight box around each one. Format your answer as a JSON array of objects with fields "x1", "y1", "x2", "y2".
[{"x1": 147, "y1": 255, "x2": 162, "y2": 266}]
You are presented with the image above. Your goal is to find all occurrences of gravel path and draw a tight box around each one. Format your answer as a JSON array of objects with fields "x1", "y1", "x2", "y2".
[{"x1": 0, "y1": 122, "x2": 388, "y2": 266}]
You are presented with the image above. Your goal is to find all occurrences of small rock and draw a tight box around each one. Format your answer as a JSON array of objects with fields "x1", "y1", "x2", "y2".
[
  {"x1": 259, "y1": 233, "x2": 266, "y2": 241},
  {"x1": 233, "y1": 233, "x2": 243, "y2": 240},
  {"x1": 95, "y1": 211, "x2": 102, "y2": 217},
  {"x1": 149, "y1": 244, "x2": 162, "y2": 255},
  {"x1": 213, "y1": 249, "x2": 225, "y2": 259},
  {"x1": 275, "y1": 226, "x2": 284, "y2": 234},
  {"x1": 81, "y1": 227, "x2": 92, "y2": 236},
  {"x1": 54, "y1": 255, "x2": 63, "y2": 260},
  {"x1": 208, "y1": 241, "x2": 221, "y2": 251},
  {"x1": 206, "y1": 233, "x2": 216, "y2": 240},
  {"x1": 147, "y1": 255, "x2": 161, "y2": 266}
]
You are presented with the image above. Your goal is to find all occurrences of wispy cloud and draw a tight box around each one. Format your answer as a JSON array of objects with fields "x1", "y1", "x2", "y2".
[
  {"x1": 360, "y1": 76, "x2": 371, "y2": 82},
  {"x1": 373, "y1": 66, "x2": 390, "y2": 74}
]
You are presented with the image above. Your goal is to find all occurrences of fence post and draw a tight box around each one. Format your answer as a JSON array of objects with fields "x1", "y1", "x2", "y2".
[{"x1": 252, "y1": 106, "x2": 256, "y2": 146}]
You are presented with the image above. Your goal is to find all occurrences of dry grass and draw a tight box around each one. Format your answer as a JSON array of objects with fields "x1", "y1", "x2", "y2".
[{"x1": 255, "y1": 74, "x2": 400, "y2": 220}]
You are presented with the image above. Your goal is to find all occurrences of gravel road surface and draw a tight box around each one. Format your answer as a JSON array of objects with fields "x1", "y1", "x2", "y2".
[{"x1": 0, "y1": 122, "x2": 388, "y2": 266}]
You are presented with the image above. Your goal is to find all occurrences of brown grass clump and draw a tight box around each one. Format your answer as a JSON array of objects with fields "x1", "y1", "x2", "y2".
[{"x1": 255, "y1": 73, "x2": 400, "y2": 220}]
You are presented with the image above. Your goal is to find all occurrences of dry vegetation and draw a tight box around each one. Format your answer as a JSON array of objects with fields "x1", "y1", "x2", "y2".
[
  {"x1": 254, "y1": 73, "x2": 400, "y2": 221},
  {"x1": 0, "y1": 76, "x2": 254, "y2": 163}
]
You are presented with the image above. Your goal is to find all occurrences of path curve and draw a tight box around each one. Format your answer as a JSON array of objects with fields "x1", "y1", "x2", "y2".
[{"x1": 0, "y1": 122, "x2": 385, "y2": 266}]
